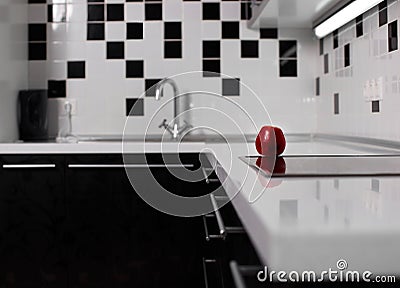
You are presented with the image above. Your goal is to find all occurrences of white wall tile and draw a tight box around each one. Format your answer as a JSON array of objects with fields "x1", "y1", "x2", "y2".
[
  {"x1": 164, "y1": 0, "x2": 183, "y2": 21},
  {"x1": 0, "y1": 0, "x2": 27, "y2": 141},
  {"x1": 201, "y1": 21, "x2": 221, "y2": 39},
  {"x1": 106, "y1": 22, "x2": 126, "y2": 41},
  {"x1": 126, "y1": 3, "x2": 144, "y2": 22},
  {"x1": 221, "y1": 2, "x2": 240, "y2": 21}
]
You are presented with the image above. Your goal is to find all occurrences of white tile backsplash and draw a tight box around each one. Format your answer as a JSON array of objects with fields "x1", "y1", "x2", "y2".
[
  {"x1": 0, "y1": 0, "x2": 27, "y2": 142},
  {"x1": 28, "y1": 0, "x2": 317, "y2": 136},
  {"x1": 316, "y1": 0, "x2": 400, "y2": 141}
]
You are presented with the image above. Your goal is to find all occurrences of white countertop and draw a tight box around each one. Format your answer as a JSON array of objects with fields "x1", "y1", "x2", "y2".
[{"x1": 1, "y1": 139, "x2": 400, "y2": 276}]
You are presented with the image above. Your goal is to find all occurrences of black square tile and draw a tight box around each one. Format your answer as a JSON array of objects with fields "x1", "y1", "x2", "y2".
[
  {"x1": 107, "y1": 4, "x2": 124, "y2": 21},
  {"x1": 164, "y1": 41, "x2": 182, "y2": 59},
  {"x1": 68, "y1": 61, "x2": 86, "y2": 79},
  {"x1": 222, "y1": 78, "x2": 240, "y2": 96},
  {"x1": 145, "y1": 79, "x2": 162, "y2": 96},
  {"x1": 241, "y1": 2, "x2": 251, "y2": 20},
  {"x1": 87, "y1": 23, "x2": 105, "y2": 40},
  {"x1": 126, "y1": 60, "x2": 144, "y2": 78},
  {"x1": 48, "y1": 80, "x2": 66, "y2": 98},
  {"x1": 378, "y1": 0, "x2": 387, "y2": 10},
  {"x1": 389, "y1": 20, "x2": 398, "y2": 52},
  {"x1": 334, "y1": 93, "x2": 339, "y2": 115},
  {"x1": 107, "y1": 42, "x2": 125, "y2": 59},
  {"x1": 164, "y1": 22, "x2": 182, "y2": 39},
  {"x1": 333, "y1": 30, "x2": 339, "y2": 49},
  {"x1": 356, "y1": 15, "x2": 363, "y2": 37},
  {"x1": 87, "y1": 4, "x2": 104, "y2": 22},
  {"x1": 372, "y1": 101, "x2": 380, "y2": 113},
  {"x1": 316, "y1": 77, "x2": 320, "y2": 96},
  {"x1": 145, "y1": 3, "x2": 162, "y2": 21},
  {"x1": 319, "y1": 38, "x2": 324, "y2": 55},
  {"x1": 379, "y1": 9, "x2": 388, "y2": 27},
  {"x1": 203, "y1": 60, "x2": 220, "y2": 77},
  {"x1": 344, "y1": 43, "x2": 350, "y2": 67},
  {"x1": 28, "y1": 0, "x2": 46, "y2": 3},
  {"x1": 279, "y1": 59, "x2": 297, "y2": 77},
  {"x1": 127, "y1": 22, "x2": 143, "y2": 39},
  {"x1": 241, "y1": 40, "x2": 259, "y2": 58},
  {"x1": 28, "y1": 23, "x2": 46, "y2": 42},
  {"x1": 324, "y1": 54, "x2": 329, "y2": 74},
  {"x1": 279, "y1": 40, "x2": 297, "y2": 58},
  {"x1": 379, "y1": 0, "x2": 388, "y2": 27},
  {"x1": 203, "y1": 40, "x2": 220, "y2": 58},
  {"x1": 126, "y1": 98, "x2": 144, "y2": 116},
  {"x1": 260, "y1": 28, "x2": 278, "y2": 39},
  {"x1": 203, "y1": 3, "x2": 220, "y2": 20},
  {"x1": 29, "y1": 43, "x2": 47, "y2": 60},
  {"x1": 222, "y1": 21, "x2": 239, "y2": 39}
]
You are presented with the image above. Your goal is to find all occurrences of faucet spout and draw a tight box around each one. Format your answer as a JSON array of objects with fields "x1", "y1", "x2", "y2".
[
  {"x1": 155, "y1": 78, "x2": 179, "y2": 101},
  {"x1": 154, "y1": 78, "x2": 191, "y2": 139}
]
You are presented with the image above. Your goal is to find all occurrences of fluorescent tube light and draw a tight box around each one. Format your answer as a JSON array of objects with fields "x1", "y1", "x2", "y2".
[{"x1": 314, "y1": 0, "x2": 385, "y2": 38}]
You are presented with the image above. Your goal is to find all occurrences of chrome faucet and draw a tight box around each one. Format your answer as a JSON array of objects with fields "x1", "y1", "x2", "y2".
[{"x1": 155, "y1": 78, "x2": 192, "y2": 139}]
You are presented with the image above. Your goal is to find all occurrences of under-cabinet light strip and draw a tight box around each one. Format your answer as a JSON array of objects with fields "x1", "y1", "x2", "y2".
[{"x1": 314, "y1": 0, "x2": 385, "y2": 38}]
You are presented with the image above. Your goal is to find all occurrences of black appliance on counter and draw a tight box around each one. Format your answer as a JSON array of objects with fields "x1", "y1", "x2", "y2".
[{"x1": 18, "y1": 90, "x2": 48, "y2": 141}]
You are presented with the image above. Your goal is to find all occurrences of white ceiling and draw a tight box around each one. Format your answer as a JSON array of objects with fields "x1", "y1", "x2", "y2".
[{"x1": 248, "y1": 0, "x2": 345, "y2": 29}]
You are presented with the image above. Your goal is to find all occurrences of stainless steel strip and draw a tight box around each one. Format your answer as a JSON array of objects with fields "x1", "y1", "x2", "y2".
[
  {"x1": 2, "y1": 164, "x2": 56, "y2": 169},
  {"x1": 68, "y1": 164, "x2": 194, "y2": 169}
]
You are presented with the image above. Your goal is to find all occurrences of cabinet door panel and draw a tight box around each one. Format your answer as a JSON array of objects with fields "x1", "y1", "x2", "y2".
[
  {"x1": 66, "y1": 154, "x2": 206, "y2": 288},
  {"x1": 0, "y1": 155, "x2": 67, "y2": 288}
]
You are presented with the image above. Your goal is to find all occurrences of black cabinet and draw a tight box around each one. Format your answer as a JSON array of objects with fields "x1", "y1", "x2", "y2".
[
  {"x1": 0, "y1": 155, "x2": 67, "y2": 288},
  {"x1": 65, "y1": 154, "x2": 206, "y2": 288},
  {"x1": 0, "y1": 153, "x2": 262, "y2": 288}
]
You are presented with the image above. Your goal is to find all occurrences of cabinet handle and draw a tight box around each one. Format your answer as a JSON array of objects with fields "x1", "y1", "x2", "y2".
[
  {"x1": 67, "y1": 164, "x2": 194, "y2": 169},
  {"x1": 230, "y1": 261, "x2": 247, "y2": 288},
  {"x1": 230, "y1": 261, "x2": 263, "y2": 288},
  {"x1": 202, "y1": 258, "x2": 217, "y2": 288},
  {"x1": 2, "y1": 164, "x2": 56, "y2": 169},
  {"x1": 201, "y1": 167, "x2": 220, "y2": 184},
  {"x1": 211, "y1": 194, "x2": 227, "y2": 237},
  {"x1": 203, "y1": 195, "x2": 245, "y2": 241},
  {"x1": 203, "y1": 215, "x2": 223, "y2": 241}
]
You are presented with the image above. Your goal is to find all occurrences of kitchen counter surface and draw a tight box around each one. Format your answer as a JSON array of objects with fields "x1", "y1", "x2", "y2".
[{"x1": 1, "y1": 137, "x2": 400, "y2": 276}]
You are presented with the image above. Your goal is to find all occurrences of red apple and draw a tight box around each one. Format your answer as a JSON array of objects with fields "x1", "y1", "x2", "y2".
[
  {"x1": 255, "y1": 126, "x2": 286, "y2": 156},
  {"x1": 274, "y1": 127, "x2": 286, "y2": 156}
]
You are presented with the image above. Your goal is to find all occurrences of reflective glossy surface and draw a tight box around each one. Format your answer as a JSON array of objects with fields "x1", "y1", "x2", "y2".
[{"x1": 242, "y1": 154, "x2": 400, "y2": 178}]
